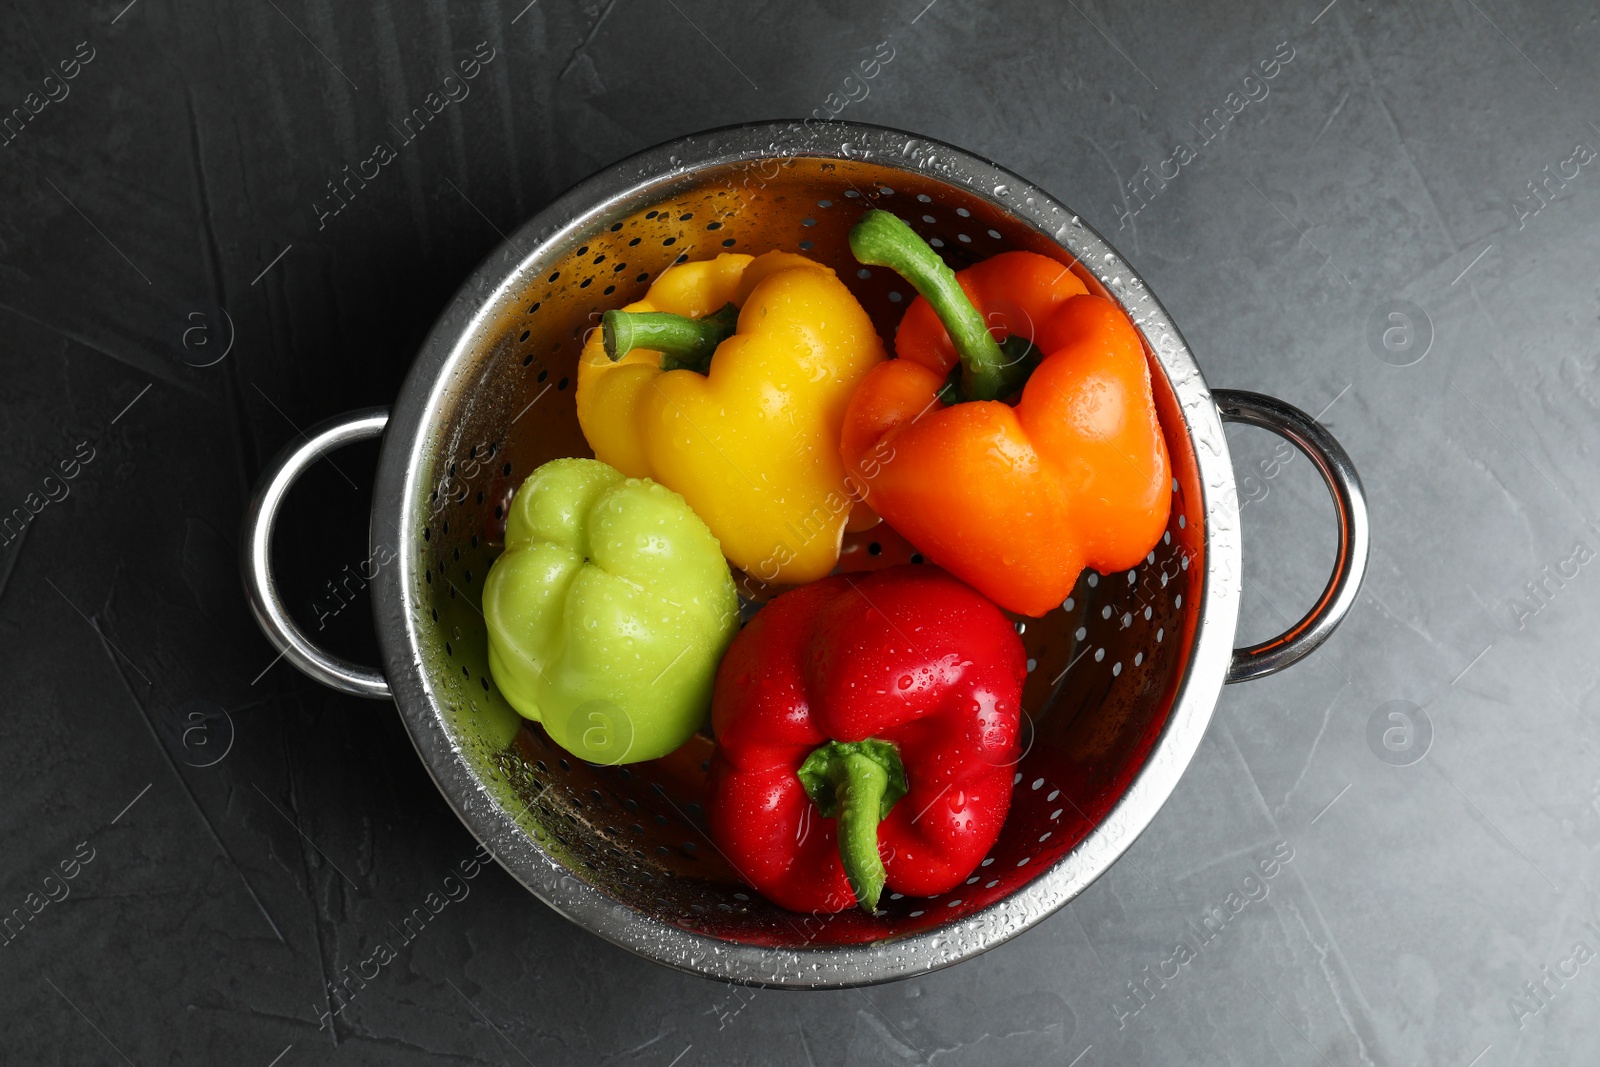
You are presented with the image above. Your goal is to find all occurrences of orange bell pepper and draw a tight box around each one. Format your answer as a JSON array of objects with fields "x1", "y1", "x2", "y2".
[{"x1": 839, "y1": 210, "x2": 1171, "y2": 617}]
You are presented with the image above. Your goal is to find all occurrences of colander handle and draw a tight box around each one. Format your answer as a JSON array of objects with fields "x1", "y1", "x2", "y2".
[
  {"x1": 242, "y1": 407, "x2": 393, "y2": 699},
  {"x1": 1216, "y1": 389, "x2": 1369, "y2": 684}
]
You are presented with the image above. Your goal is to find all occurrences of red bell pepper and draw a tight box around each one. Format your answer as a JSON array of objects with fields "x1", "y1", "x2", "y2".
[{"x1": 707, "y1": 565, "x2": 1026, "y2": 914}]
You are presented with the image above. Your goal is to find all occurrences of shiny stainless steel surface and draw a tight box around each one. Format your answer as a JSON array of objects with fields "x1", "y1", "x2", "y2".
[
  {"x1": 1216, "y1": 390, "x2": 1370, "y2": 684},
  {"x1": 242, "y1": 407, "x2": 393, "y2": 700},
  {"x1": 242, "y1": 121, "x2": 1366, "y2": 986}
]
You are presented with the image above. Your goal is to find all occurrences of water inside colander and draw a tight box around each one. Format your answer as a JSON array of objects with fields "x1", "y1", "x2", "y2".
[{"x1": 412, "y1": 157, "x2": 1202, "y2": 949}]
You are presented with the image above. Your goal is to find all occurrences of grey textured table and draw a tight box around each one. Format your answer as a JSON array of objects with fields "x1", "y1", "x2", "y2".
[{"x1": 2, "y1": 1, "x2": 1595, "y2": 1063}]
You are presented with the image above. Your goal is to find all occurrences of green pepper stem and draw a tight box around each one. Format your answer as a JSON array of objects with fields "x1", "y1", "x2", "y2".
[
  {"x1": 832, "y1": 751, "x2": 891, "y2": 911},
  {"x1": 601, "y1": 303, "x2": 739, "y2": 375},
  {"x1": 797, "y1": 738, "x2": 908, "y2": 913},
  {"x1": 849, "y1": 209, "x2": 1010, "y2": 401}
]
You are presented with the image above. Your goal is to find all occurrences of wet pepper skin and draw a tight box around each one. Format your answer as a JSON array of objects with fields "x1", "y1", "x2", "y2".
[
  {"x1": 708, "y1": 565, "x2": 1026, "y2": 914},
  {"x1": 576, "y1": 251, "x2": 886, "y2": 585},
  {"x1": 482, "y1": 458, "x2": 739, "y2": 764},
  {"x1": 840, "y1": 239, "x2": 1172, "y2": 617}
]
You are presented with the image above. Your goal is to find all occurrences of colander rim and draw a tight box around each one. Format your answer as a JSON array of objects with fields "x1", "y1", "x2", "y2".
[{"x1": 369, "y1": 119, "x2": 1242, "y2": 988}]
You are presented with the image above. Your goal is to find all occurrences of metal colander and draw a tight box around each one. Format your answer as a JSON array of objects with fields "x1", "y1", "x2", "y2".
[{"x1": 243, "y1": 122, "x2": 1368, "y2": 987}]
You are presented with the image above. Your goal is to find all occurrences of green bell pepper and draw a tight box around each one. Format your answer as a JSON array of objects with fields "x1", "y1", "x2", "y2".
[{"x1": 482, "y1": 457, "x2": 739, "y2": 764}]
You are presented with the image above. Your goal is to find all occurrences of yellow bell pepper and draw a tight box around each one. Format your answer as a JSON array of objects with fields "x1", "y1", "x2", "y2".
[{"x1": 575, "y1": 251, "x2": 886, "y2": 586}]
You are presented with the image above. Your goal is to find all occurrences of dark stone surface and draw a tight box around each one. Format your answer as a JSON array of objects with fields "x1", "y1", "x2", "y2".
[{"x1": 2, "y1": 0, "x2": 1596, "y2": 1062}]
